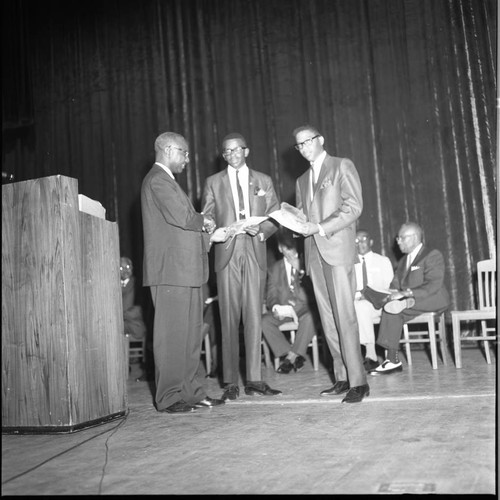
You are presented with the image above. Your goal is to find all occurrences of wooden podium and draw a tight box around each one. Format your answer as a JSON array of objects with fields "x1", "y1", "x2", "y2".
[{"x1": 2, "y1": 175, "x2": 128, "y2": 433}]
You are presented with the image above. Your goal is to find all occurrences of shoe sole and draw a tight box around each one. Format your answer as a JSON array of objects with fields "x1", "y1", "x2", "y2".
[
  {"x1": 342, "y1": 390, "x2": 370, "y2": 403},
  {"x1": 244, "y1": 390, "x2": 282, "y2": 396},
  {"x1": 369, "y1": 366, "x2": 403, "y2": 376},
  {"x1": 384, "y1": 301, "x2": 407, "y2": 314}
]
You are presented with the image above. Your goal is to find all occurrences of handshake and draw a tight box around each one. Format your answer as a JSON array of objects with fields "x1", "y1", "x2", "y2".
[{"x1": 203, "y1": 216, "x2": 231, "y2": 244}]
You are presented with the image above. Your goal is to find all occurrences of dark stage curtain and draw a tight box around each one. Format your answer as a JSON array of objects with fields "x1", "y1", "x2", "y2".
[{"x1": 2, "y1": 0, "x2": 497, "y2": 311}]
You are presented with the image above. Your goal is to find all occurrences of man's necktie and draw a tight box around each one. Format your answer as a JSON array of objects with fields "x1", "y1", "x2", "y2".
[
  {"x1": 406, "y1": 254, "x2": 412, "y2": 272},
  {"x1": 310, "y1": 167, "x2": 316, "y2": 191},
  {"x1": 290, "y1": 267, "x2": 297, "y2": 293},
  {"x1": 236, "y1": 169, "x2": 246, "y2": 220},
  {"x1": 361, "y1": 256, "x2": 368, "y2": 289}
]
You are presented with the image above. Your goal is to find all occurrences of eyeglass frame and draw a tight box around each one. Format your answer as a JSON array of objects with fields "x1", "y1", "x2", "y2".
[
  {"x1": 222, "y1": 146, "x2": 248, "y2": 157},
  {"x1": 294, "y1": 134, "x2": 320, "y2": 150},
  {"x1": 355, "y1": 236, "x2": 370, "y2": 244},
  {"x1": 396, "y1": 233, "x2": 416, "y2": 242},
  {"x1": 167, "y1": 145, "x2": 189, "y2": 158}
]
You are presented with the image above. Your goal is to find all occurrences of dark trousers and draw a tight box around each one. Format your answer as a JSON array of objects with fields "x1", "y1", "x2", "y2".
[
  {"x1": 308, "y1": 242, "x2": 366, "y2": 387},
  {"x1": 150, "y1": 284, "x2": 205, "y2": 410},
  {"x1": 262, "y1": 310, "x2": 316, "y2": 358},
  {"x1": 217, "y1": 235, "x2": 265, "y2": 386}
]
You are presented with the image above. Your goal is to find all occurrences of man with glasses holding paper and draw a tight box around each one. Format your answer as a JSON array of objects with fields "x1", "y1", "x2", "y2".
[
  {"x1": 202, "y1": 132, "x2": 281, "y2": 401},
  {"x1": 292, "y1": 125, "x2": 369, "y2": 403}
]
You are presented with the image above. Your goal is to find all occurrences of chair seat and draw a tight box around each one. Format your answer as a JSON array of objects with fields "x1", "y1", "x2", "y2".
[{"x1": 450, "y1": 309, "x2": 496, "y2": 321}]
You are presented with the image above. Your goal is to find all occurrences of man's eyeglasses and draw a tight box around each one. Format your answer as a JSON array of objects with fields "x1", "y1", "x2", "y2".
[
  {"x1": 355, "y1": 236, "x2": 369, "y2": 244},
  {"x1": 396, "y1": 233, "x2": 416, "y2": 242},
  {"x1": 294, "y1": 135, "x2": 320, "y2": 150},
  {"x1": 168, "y1": 145, "x2": 189, "y2": 158},
  {"x1": 222, "y1": 146, "x2": 247, "y2": 157}
]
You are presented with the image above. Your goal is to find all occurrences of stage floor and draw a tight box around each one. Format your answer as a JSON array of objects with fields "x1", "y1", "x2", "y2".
[{"x1": 2, "y1": 345, "x2": 497, "y2": 495}]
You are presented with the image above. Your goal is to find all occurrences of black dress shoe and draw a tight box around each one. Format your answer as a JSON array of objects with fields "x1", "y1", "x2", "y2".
[
  {"x1": 294, "y1": 355, "x2": 305, "y2": 372},
  {"x1": 159, "y1": 400, "x2": 196, "y2": 413},
  {"x1": 320, "y1": 380, "x2": 350, "y2": 396},
  {"x1": 342, "y1": 384, "x2": 370, "y2": 403},
  {"x1": 194, "y1": 396, "x2": 225, "y2": 408},
  {"x1": 221, "y1": 384, "x2": 239, "y2": 400},
  {"x1": 363, "y1": 358, "x2": 379, "y2": 372},
  {"x1": 277, "y1": 359, "x2": 294, "y2": 374},
  {"x1": 244, "y1": 382, "x2": 282, "y2": 396}
]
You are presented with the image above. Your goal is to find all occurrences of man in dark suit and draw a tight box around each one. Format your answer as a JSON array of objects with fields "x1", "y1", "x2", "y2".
[
  {"x1": 370, "y1": 222, "x2": 450, "y2": 375},
  {"x1": 141, "y1": 131, "x2": 227, "y2": 413},
  {"x1": 292, "y1": 124, "x2": 369, "y2": 403},
  {"x1": 262, "y1": 230, "x2": 318, "y2": 373},
  {"x1": 202, "y1": 132, "x2": 281, "y2": 400}
]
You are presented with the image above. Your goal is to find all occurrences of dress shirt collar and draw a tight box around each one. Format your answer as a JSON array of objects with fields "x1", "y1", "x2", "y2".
[
  {"x1": 310, "y1": 151, "x2": 327, "y2": 178},
  {"x1": 407, "y1": 243, "x2": 423, "y2": 267},
  {"x1": 359, "y1": 250, "x2": 374, "y2": 262},
  {"x1": 228, "y1": 164, "x2": 249, "y2": 179},
  {"x1": 155, "y1": 161, "x2": 174, "y2": 180}
]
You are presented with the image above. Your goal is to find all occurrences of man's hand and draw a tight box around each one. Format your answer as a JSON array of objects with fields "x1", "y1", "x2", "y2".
[
  {"x1": 272, "y1": 304, "x2": 297, "y2": 321},
  {"x1": 244, "y1": 224, "x2": 260, "y2": 236},
  {"x1": 210, "y1": 227, "x2": 230, "y2": 243},
  {"x1": 202, "y1": 216, "x2": 216, "y2": 234},
  {"x1": 296, "y1": 221, "x2": 320, "y2": 236},
  {"x1": 388, "y1": 291, "x2": 405, "y2": 301}
]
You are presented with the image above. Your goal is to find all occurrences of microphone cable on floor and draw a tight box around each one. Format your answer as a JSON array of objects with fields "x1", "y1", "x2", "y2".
[{"x1": 2, "y1": 408, "x2": 130, "y2": 492}]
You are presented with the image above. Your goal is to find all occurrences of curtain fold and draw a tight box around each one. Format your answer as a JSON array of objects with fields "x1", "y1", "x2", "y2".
[{"x1": 2, "y1": 0, "x2": 496, "y2": 310}]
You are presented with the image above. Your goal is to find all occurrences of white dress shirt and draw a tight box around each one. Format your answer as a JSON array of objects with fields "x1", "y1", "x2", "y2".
[{"x1": 154, "y1": 161, "x2": 174, "y2": 179}]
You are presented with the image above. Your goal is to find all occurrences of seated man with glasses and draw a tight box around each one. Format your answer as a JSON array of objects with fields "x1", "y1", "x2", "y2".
[{"x1": 369, "y1": 222, "x2": 450, "y2": 375}]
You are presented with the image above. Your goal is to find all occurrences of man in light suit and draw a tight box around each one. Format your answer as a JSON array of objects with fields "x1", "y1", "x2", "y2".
[
  {"x1": 141, "y1": 131, "x2": 227, "y2": 413},
  {"x1": 292, "y1": 124, "x2": 369, "y2": 403},
  {"x1": 262, "y1": 230, "x2": 318, "y2": 374},
  {"x1": 370, "y1": 222, "x2": 450, "y2": 375},
  {"x1": 202, "y1": 132, "x2": 281, "y2": 400},
  {"x1": 353, "y1": 230, "x2": 394, "y2": 371}
]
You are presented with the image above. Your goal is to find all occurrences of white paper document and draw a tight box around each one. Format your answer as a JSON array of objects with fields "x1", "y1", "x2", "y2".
[{"x1": 268, "y1": 202, "x2": 308, "y2": 233}]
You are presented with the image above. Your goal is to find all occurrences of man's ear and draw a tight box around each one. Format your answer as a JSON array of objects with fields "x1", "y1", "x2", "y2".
[
  {"x1": 318, "y1": 136, "x2": 325, "y2": 146},
  {"x1": 244, "y1": 148, "x2": 250, "y2": 158}
]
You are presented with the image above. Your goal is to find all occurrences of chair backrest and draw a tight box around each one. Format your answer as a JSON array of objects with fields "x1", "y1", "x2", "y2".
[{"x1": 477, "y1": 259, "x2": 496, "y2": 311}]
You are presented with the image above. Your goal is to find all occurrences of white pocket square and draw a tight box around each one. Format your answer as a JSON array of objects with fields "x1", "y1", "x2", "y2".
[{"x1": 410, "y1": 265, "x2": 420, "y2": 271}]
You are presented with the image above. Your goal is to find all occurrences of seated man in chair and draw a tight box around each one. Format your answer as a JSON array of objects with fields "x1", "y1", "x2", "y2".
[
  {"x1": 262, "y1": 230, "x2": 318, "y2": 373},
  {"x1": 353, "y1": 229, "x2": 394, "y2": 372},
  {"x1": 370, "y1": 222, "x2": 450, "y2": 375}
]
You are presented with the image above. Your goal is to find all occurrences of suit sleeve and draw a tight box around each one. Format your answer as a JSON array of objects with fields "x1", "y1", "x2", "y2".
[
  {"x1": 265, "y1": 265, "x2": 282, "y2": 310},
  {"x1": 151, "y1": 174, "x2": 204, "y2": 231},
  {"x1": 320, "y1": 159, "x2": 363, "y2": 235},
  {"x1": 258, "y1": 175, "x2": 280, "y2": 239},
  {"x1": 201, "y1": 178, "x2": 215, "y2": 221},
  {"x1": 411, "y1": 250, "x2": 447, "y2": 301}
]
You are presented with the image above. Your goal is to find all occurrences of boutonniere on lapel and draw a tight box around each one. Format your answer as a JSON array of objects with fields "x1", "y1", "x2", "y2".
[
  {"x1": 410, "y1": 265, "x2": 420, "y2": 271},
  {"x1": 319, "y1": 178, "x2": 333, "y2": 190},
  {"x1": 252, "y1": 184, "x2": 266, "y2": 196}
]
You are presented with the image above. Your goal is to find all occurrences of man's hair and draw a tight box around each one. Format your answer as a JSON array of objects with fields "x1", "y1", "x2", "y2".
[
  {"x1": 402, "y1": 222, "x2": 424, "y2": 242},
  {"x1": 292, "y1": 124, "x2": 321, "y2": 137},
  {"x1": 154, "y1": 132, "x2": 186, "y2": 154},
  {"x1": 277, "y1": 229, "x2": 297, "y2": 250},
  {"x1": 222, "y1": 132, "x2": 247, "y2": 146}
]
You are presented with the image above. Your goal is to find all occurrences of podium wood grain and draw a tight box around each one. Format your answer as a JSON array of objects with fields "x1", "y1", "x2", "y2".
[{"x1": 2, "y1": 175, "x2": 127, "y2": 432}]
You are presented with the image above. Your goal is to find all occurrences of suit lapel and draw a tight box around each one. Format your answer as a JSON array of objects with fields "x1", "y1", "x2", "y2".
[
  {"x1": 248, "y1": 170, "x2": 256, "y2": 217},
  {"x1": 221, "y1": 170, "x2": 237, "y2": 219}
]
